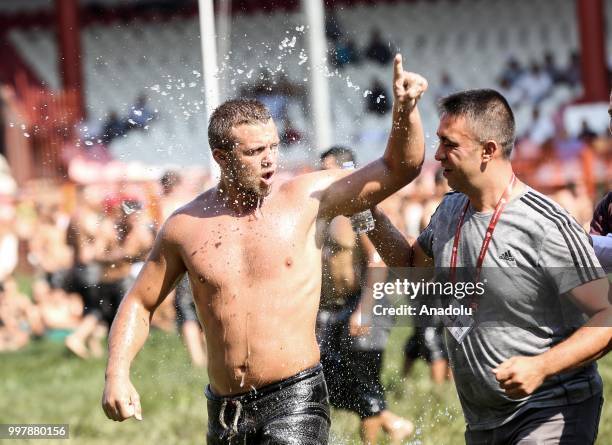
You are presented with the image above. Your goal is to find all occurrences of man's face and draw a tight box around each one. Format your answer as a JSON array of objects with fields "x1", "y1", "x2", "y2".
[
  {"x1": 224, "y1": 119, "x2": 280, "y2": 197},
  {"x1": 434, "y1": 114, "x2": 484, "y2": 191},
  {"x1": 320, "y1": 155, "x2": 340, "y2": 170}
]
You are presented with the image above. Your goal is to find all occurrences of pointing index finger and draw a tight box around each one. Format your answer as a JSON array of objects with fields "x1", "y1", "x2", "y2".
[{"x1": 393, "y1": 54, "x2": 403, "y2": 80}]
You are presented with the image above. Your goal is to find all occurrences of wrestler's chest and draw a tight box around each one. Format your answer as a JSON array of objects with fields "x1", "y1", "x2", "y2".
[{"x1": 182, "y1": 216, "x2": 305, "y2": 285}]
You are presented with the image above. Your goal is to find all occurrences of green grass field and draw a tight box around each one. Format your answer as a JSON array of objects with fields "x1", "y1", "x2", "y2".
[{"x1": 1, "y1": 327, "x2": 611, "y2": 444}]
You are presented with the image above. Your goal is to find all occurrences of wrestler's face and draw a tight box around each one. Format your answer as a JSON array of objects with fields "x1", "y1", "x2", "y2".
[
  {"x1": 219, "y1": 119, "x2": 280, "y2": 197},
  {"x1": 434, "y1": 114, "x2": 484, "y2": 191}
]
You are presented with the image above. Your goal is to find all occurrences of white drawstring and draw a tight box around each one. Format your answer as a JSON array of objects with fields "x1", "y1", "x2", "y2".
[
  {"x1": 218, "y1": 400, "x2": 228, "y2": 430},
  {"x1": 218, "y1": 399, "x2": 243, "y2": 437},
  {"x1": 231, "y1": 401, "x2": 243, "y2": 433}
]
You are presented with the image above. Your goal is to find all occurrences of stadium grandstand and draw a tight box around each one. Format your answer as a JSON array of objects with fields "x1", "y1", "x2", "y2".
[{"x1": 0, "y1": 0, "x2": 610, "y2": 190}]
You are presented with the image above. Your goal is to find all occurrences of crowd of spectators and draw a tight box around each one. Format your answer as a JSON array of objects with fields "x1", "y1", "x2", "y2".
[
  {"x1": 497, "y1": 51, "x2": 581, "y2": 109},
  {"x1": 0, "y1": 168, "x2": 211, "y2": 356},
  {"x1": 0, "y1": 155, "x2": 607, "y2": 358},
  {"x1": 483, "y1": 50, "x2": 612, "y2": 199},
  {"x1": 513, "y1": 117, "x2": 609, "y2": 214}
]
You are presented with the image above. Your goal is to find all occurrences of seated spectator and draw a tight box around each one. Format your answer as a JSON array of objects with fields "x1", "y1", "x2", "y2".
[
  {"x1": 364, "y1": 29, "x2": 393, "y2": 65},
  {"x1": 365, "y1": 78, "x2": 391, "y2": 115},
  {"x1": 32, "y1": 279, "x2": 82, "y2": 338},
  {"x1": 543, "y1": 51, "x2": 564, "y2": 85},
  {"x1": 127, "y1": 94, "x2": 157, "y2": 129},
  {"x1": 497, "y1": 77, "x2": 524, "y2": 108},
  {"x1": 331, "y1": 37, "x2": 360, "y2": 69},
  {"x1": 100, "y1": 111, "x2": 127, "y2": 145},
  {"x1": 563, "y1": 51, "x2": 581, "y2": 88},
  {"x1": 433, "y1": 72, "x2": 458, "y2": 103},
  {"x1": 0, "y1": 279, "x2": 44, "y2": 352},
  {"x1": 518, "y1": 62, "x2": 552, "y2": 104},
  {"x1": 500, "y1": 56, "x2": 525, "y2": 86}
]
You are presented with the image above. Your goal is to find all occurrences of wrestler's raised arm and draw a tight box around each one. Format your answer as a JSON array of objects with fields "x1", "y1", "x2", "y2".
[
  {"x1": 102, "y1": 218, "x2": 186, "y2": 422},
  {"x1": 314, "y1": 54, "x2": 427, "y2": 220}
]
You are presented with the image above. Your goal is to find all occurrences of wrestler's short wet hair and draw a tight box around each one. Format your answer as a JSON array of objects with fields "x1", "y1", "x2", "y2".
[
  {"x1": 208, "y1": 99, "x2": 272, "y2": 152},
  {"x1": 438, "y1": 89, "x2": 515, "y2": 158}
]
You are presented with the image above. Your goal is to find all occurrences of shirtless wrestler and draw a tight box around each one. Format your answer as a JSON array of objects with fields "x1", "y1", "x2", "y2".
[{"x1": 102, "y1": 55, "x2": 427, "y2": 444}]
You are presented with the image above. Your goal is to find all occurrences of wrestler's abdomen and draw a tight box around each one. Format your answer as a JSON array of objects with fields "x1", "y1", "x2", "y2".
[{"x1": 183, "y1": 209, "x2": 323, "y2": 396}]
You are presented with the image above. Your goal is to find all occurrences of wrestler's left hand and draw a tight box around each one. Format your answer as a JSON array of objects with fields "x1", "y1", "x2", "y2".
[{"x1": 493, "y1": 355, "x2": 548, "y2": 399}]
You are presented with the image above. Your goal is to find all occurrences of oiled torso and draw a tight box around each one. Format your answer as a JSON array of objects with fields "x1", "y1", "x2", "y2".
[{"x1": 170, "y1": 186, "x2": 323, "y2": 395}]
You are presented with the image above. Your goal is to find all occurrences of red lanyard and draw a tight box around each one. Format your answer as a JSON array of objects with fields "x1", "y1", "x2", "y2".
[{"x1": 449, "y1": 174, "x2": 516, "y2": 283}]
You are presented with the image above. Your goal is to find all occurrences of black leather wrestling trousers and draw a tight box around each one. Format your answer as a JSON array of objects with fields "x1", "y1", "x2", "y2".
[{"x1": 205, "y1": 364, "x2": 330, "y2": 445}]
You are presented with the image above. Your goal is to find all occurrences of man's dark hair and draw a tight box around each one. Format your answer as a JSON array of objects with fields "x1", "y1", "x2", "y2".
[
  {"x1": 208, "y1": 99, "x2": 271, "y2": 151},
  {"x1": 438, "y1": 89, "x2": 516, "y2": 158},
  {"x1": 320, "y1": 145, "x2": 356, "y2": 166},
  {"x1": 160, "y1": 170, "x2": 180, "y2": 194}
]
